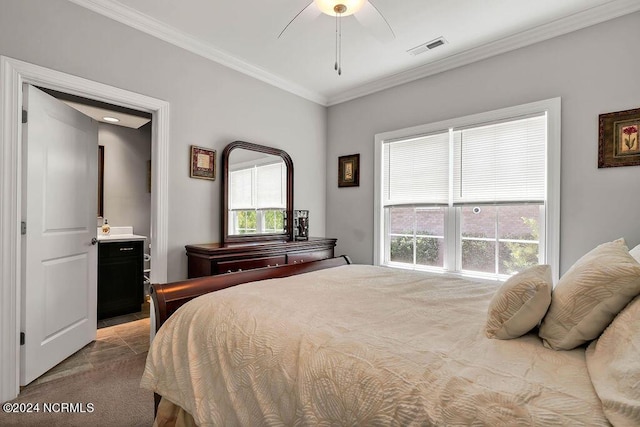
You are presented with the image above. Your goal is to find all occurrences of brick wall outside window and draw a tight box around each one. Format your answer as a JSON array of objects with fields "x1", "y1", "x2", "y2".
[{"x1": 389, "y1": 205, "x2": 539, "y2": 238}]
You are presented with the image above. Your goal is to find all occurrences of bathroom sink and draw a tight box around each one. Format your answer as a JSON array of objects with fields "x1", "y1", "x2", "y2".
[{"x1": 97, "y1": 226, "x2": 147, "y2": 242}]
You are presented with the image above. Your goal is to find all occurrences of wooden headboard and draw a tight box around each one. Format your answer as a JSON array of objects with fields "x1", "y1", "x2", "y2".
[{"x1": 150, "y1": 255, "x2": 352, "y2": 332}]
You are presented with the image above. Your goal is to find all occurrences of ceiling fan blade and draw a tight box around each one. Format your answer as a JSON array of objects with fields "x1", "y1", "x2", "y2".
[
  {"x1": 278, "y1": 1, "x2": 321, "y2": 39},
  {"x1": 354, "y1": 1, "x2": 395, "y2": 43}
]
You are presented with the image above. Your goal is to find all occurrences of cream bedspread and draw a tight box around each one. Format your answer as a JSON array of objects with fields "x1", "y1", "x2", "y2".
[{"x1": 141, "y1": 265, "x2": 608, "y2": 426}]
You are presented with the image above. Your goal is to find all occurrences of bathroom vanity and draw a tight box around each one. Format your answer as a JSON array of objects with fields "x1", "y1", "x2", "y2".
[{"x1": 97, "y1": 227, "x2": 146, "y2": 320}]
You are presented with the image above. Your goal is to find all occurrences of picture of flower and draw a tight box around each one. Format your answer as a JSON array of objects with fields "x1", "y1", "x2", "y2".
[
  {"x1": 338, "y1": 154, "x2": 360, "y2": 187},
  {"x1": 344, "y1": 162, "x2": 353, "y2": 180},
  {"x1": 621, "y1": 124, "x2": 638, "y2": 152},
  {"x1": 599, "y1": 107, "x2": 640, "y2": 168}
]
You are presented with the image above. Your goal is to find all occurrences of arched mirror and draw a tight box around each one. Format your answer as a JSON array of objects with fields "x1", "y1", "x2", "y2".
[{"x1": 222, "y1": 141, "x2": 293, "y2": 243}]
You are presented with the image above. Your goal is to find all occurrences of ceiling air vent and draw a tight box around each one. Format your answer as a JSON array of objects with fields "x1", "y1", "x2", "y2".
[{"x1": 407, "y1": 37, "x2": 447, "y2": 56}]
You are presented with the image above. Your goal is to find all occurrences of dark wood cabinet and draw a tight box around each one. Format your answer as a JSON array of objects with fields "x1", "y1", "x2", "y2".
[
  {"x1": 98, "y1": 240, "x2": 144, "y2": 320},
  {"x1": 185, "y1": 237, "x2": 337, "y2": 278}
]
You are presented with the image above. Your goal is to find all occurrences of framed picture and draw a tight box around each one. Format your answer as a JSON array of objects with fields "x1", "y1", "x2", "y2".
[
  {"x1": 97, "y1": 145, "x2": 104, "y2": 217},
  {"x1": 338, "y1": 153, "x2": 360, "y2": 187},
  {"x1": 598, "y1": 107, "x2": 640, "y2": 168},
  {"x1": 190, "y1": 145, "x2": 216, "y2": 180},
  {"x1": 293, "y1": 210, "x2": 309, "y2": 241}
]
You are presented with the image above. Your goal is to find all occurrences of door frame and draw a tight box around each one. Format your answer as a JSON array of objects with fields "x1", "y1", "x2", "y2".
[{"x1": 0, "y1": 56, "x2": 170, "y2": 402}]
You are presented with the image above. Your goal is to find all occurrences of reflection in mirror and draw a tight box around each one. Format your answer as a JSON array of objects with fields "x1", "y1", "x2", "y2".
[
  {"x1": 222, "y1": 141, "x2": 293, "y2": 243},
  {"x1": 228, "y1": 150, "x2": 286, "y2": 236}
]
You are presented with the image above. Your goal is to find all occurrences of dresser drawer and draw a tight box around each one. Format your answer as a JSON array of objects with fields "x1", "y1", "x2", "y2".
[
  {"x1": 287, "y1": 249, "x2": 333, "y2": 264},
  {"x1": 99, "y1": 240, "x2": 143, "y2": 258},
  {"x1": 217, "y1": 255, "x2": 287, "y2": 273},
  {"x1": 185, "y1": 238, "x2": 337, "y2": 278}
]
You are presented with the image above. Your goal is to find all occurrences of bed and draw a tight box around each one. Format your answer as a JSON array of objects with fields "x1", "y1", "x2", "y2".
[{"x1": 141, "y1": 240, "x2": 640, "y2": 426}]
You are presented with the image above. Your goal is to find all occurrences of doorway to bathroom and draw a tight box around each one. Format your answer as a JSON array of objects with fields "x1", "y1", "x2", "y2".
[
  {"x1": 41, "y1": 88, "x2": 154, "y2": 329},
  {"x1": 0, "y1": 56, "x2": 170, "y2": 402}
]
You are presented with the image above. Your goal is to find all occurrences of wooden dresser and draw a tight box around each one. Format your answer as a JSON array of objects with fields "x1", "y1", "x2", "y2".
[{"x1": 185, "y1": 237, "x2": 337, "y2": 279}]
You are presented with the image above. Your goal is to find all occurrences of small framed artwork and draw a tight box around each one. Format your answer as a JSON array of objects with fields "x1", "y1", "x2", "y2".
[
  {"x1": 97, "y1": 145, "x2": 104, "y2": 217},
  {"x1": 598, "y1": 107, "x2": 640, "y2": 168},
  {"x1": 190, "y1": 145, "x2": 216, "y2": 180},
  {"x1": 338, "y1": 153, "x2": 360, "y2": 187}
]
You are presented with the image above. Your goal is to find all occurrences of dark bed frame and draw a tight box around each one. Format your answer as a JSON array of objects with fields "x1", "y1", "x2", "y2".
[{"x1": 148, "y1": 255, "x2": 351, "y2": 413}]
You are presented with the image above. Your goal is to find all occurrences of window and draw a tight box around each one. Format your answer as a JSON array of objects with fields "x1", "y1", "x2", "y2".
[
  {"x1": 388, "y1": 206, "x2": 445, "y2": 267},
  {"x1": 375, "y1": 99, "x2": 560, "y2": 281},
  {"x1": 229, "y1": 161, "x2": 286, "y2": 235}
]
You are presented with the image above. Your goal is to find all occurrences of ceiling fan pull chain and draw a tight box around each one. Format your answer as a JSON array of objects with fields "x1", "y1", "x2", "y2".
[
  {"x1": 280, "y1": 1, "x2": 395, "y2": 75},
  {"x1": 334, "y1": 11, "x2": 338, "y2": 71},
  {"x1": 338, "y1": 10, "x2": 342, "y2": 75}
]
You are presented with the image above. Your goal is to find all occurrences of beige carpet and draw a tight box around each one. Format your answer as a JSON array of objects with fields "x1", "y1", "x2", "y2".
[{"x1": 0, "y1": 352, "x2": 154, "y2": 427}]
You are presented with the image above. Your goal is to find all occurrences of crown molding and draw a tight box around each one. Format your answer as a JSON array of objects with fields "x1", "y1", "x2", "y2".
[
  {"x1": 66, "y1": 0, "x2": 639, "y2": 108},
  {"x1": 65, "y1": 0, "x2": 328, "y2": 105},
  {"x1": 325, "y1": 0, "x2": 640, "y2": 106}
]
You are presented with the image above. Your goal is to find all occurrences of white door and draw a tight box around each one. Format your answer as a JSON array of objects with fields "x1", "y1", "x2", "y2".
[{"x1": 20, "y1": 85, "x2": 99, "y2": 386}]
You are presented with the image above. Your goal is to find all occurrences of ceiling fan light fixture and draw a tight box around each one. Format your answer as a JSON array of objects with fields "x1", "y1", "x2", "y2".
[
  {"x1": 314, "y1": 0, "x2": 366, "y2": 17},
  {"x1": 280, "y1": 0, "x2": 390, "y2": 76}
]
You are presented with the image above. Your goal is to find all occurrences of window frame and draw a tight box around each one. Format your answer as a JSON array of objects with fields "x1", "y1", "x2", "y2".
[
  {"x1": 374, "y1": 98, "x2": 561, "y2": 282},
  {"x1": 229, "y1": 208, "x2": 285, "y2": 235},
  {"x1": 228, "y1": 160, "x2": 287, "y2": 236},
  {"x1": 456, "y1": 203, "x2": 545, "y2": 278}
]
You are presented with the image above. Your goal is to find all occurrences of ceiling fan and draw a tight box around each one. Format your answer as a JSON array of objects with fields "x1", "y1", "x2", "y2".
[{"x1": 278, "y1": 0, "x2": 395, "y2": 76}]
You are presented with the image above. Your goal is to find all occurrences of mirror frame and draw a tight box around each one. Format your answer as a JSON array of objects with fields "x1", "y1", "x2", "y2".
[{"x1": 222, "y1": 141, "x2": 294, "y2": 244}]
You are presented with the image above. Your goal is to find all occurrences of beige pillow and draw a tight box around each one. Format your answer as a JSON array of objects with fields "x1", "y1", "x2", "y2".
[
  {"x1": 630, "y1": 243, "x2": 640, "y2": 263},
  {"x1": 485, "y1": 265, "x2": 552, "y2": 340},
  {"x1": 586, "y1": 296, "x2": 640, "y2": 426},
  {"x1": 539, "y1": 239, "x2": 640, "y2": 350}
]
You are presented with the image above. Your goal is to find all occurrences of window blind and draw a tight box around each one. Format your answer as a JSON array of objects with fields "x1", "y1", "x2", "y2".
[
  {"x1": 383, "y1": 114, "x2": 546, "y2": 207},
  {"x1": 229, "y1": 162, "x2": 286, "y2": 210},
  {"x1": 256, "y1": 162, "x2": 285, "y2": 209},
  {"x1": 452, "y1": 114, "x2": 546, "y2": 204},
  {"x1": 229, "y1": 168, "x2": 254, "y2": 210},
  {"x1": 383, "y1": 132, "x2": 449, "y2": 206}
]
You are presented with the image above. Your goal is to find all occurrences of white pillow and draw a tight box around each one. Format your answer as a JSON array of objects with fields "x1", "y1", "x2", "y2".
[
  {"x1": 539, "y1": 238, "x2": 640, "y2": 350},
  {"x1": 485, "y1": 265, "x2": 552, "y2": 340},
  {"x1": 586, "y1": 296, "x2": 640, "y2": 426}
]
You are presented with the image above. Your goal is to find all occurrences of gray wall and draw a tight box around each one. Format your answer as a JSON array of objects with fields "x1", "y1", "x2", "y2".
[
  {"x1": 0, "y1": 0, "x2": 327, "y2": 281},
  {"x1": 3, "y1": 1, "x2": 638, "y2": 280},
  {"x1": 326, "y1": 12, "x2": 640, "y2": 274},
  {"x1": 99, "y1": 122, "x2": 152, "y2": 251}
]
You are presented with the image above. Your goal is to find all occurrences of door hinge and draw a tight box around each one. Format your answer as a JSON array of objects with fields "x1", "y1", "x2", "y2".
[
  {"x1": 21, "y1": 221, "x2": 26, "y2": 235},
  {"x1": 22, "y1": 109, "x2": 27, "y2": 124},
  {"x1": 20, "y1": 332, "x2": 25, "y2": 346}
]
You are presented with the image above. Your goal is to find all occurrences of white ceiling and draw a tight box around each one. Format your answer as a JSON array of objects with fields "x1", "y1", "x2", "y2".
[
  {"x1": 69, "y1": 0, "x2": 640, "y2": 106},
  {"x1": 63, "y1": 100, "x2": 151, "y2": 128}
]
